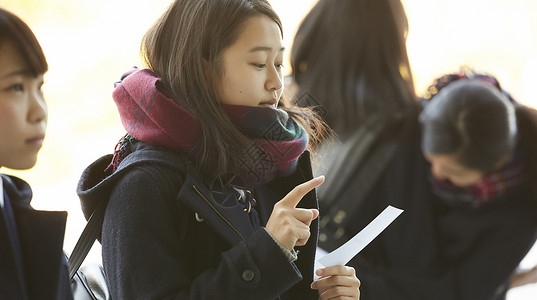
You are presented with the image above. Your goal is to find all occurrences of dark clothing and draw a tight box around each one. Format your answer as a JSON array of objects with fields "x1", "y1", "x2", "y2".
[
  {"x1": 0, "y1": 174, "x2": 73, "y2": 300},
  {"x1": 320, "y1": 119, "x2": 537, "y2": 300},
  {"x1": 77, "y1": 141, "x2": 319, "y2": 299}
]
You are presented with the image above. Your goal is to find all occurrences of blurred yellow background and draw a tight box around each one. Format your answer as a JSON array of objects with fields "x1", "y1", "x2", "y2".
[{"x1": 2, "y1": 0, "x2": 537, "y2": 298}]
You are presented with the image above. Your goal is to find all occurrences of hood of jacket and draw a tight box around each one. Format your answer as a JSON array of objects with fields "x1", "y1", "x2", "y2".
[{"x1": 77, "y1": 141, "x2": 191, "y2": 221}]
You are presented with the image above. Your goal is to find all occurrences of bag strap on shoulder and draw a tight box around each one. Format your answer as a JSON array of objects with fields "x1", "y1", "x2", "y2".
[{"x1": 318, "y1": 116, "x2": 403, "y2": 251}]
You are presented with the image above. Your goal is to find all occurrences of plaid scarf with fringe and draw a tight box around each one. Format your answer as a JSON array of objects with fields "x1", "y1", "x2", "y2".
[
  {"x1": 430, "y1": 155, "x2": 529, "y2": 207},
  {"x1": 108, "y1": 68, "x2": 308, "y2": 187}
]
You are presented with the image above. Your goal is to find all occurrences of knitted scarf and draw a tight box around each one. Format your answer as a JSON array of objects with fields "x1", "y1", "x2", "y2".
[
  {"x1": 429, "y1": 154, "x2": 529, "y2": 207},
  {"x1": 109, "y1": 68, "x2": 308, "y2": 187}
]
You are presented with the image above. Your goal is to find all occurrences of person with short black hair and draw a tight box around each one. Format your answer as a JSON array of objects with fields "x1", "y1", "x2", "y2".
[{"x1": 0, "y1": 7, "x2": 73, "y2": 300}]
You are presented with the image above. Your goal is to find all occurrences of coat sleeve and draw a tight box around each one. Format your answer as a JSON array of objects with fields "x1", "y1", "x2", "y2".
[{"x1": 102, "y1": 165, "x2": 304, "y2": 300}]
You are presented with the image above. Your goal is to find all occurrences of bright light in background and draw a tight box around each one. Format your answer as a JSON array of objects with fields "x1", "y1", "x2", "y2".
[
  {"x1": 2, "y1": 0, "x2": 536, "y2": 298},
  {"x1": 404, "y1": 0, "x2": 537, "y2": 108}
]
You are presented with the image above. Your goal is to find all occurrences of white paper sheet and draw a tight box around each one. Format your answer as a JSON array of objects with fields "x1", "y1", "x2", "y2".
[{"x1": 317, "y1": 205, "x2": 403, "y2": 268}]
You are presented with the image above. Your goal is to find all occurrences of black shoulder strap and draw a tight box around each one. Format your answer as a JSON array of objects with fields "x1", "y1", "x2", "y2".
[
  {"x1": 318, "y1": 116, "x2": 382, "y2": 209},
  {"x1": 68, "y1": 149, "x2": 188, "y2": 279},
  {"x1": 318, "y1": 117, "x2": 402, "y2": 251},
  {"x1": 68, "y1": 195, "x2": 107, "y2": 279}
]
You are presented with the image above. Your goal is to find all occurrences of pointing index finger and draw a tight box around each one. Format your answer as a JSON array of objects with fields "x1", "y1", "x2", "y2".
[{"x1": 281, "y1": 176, "x2": 325, "y2": 208}]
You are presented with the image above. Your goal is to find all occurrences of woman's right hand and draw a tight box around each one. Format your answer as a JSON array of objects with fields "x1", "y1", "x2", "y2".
[
  {"x1": 312, "y1": 265, "x2": 361, "y2": 299},
  {"x1": 265, "y1": 176, "x2": 324, "y2": 251}
]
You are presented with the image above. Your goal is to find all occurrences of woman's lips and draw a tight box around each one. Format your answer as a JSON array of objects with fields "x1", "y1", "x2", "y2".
[
  {"x1": 26, "y1": 135, "x2": 45, "y2": 149},
  {"x1": 260, "y1": 99, "x2": 277, "y2": 106}
]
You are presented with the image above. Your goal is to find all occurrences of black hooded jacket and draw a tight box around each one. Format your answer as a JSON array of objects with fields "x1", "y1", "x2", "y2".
[{"x1": 77, "y1": 141, "x2": 320, "y2": 299}]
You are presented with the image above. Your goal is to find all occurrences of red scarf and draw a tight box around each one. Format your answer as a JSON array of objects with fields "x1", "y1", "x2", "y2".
[
  {"x1": 110, "y1": 68, "x2": 308, "y2": 186},
  {"x1": 430, "y1": 154, "x2": 529, "y2": 207}
]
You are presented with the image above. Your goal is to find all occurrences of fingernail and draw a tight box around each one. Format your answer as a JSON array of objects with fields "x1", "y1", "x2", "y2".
[{"x1": 316, "y1": 269, "x2": 323, "y2": 276}]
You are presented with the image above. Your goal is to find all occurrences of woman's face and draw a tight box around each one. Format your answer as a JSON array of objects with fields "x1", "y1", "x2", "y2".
[
  {"x1": 217, "y1": 15, "x2": 284, "y2": 108},
  {"x1": 0, "y1": 42, "x2": 47, "y2": 170},
  {"x1": 424, "y1": 153, "x2": 484, "y2": 187}
]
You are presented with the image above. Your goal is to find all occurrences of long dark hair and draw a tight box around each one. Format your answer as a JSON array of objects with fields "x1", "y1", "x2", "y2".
[
  {"x1": 0, "y1": 8, "x2": 48, "y2": 76},
  {"x1": 420, "y1": 74, "x2": 518, "y2": 173},
  {"x1": 141, "y1": 0, "x2": 326, "y2": 178},
  {"x1": 291, "y1": 0, "x2": 417, "y2": 139}
]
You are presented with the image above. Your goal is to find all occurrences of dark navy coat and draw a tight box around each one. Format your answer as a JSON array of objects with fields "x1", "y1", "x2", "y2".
[
  {"x1": 0, "y1": 174, "x2": 72, "y2": 300},
  {"x1": 77, "y1": 142, "x2": 319, "y2": 299},
  {"x1": 320, "y1": 119, "x2": 537, "y2": 300}
]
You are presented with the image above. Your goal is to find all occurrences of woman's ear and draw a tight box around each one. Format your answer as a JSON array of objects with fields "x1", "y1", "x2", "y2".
[
  {"x1": 201, "y1": 58, "x2": 212, "y2": 80},
  {"x1": 202, "y1": 58, "x2": 210, "y2": 71},
  {"x1": 202, "y1": 58, "x2": 222, "y2": 101}
]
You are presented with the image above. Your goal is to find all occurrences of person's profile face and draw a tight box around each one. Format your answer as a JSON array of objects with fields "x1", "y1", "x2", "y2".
[
  {"x1": 217, "y1": 15, "x2": 284, "y2": 108},
  {"x1": 424, "y1": 153, "x2": 485, "y2": 187},
  {"x1": 0, "y1": 42, "x2": 47, "y2": 170}
]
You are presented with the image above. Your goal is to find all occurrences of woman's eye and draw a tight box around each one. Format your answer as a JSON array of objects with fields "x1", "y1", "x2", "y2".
[
  {"x1": 254, "y1": 64, "x2": 266, "y2": 68},
  {"x1": 276, "y1": 64, "x2": 284, "y2": 69},
  {"x1": 9, "y1": 84, "x2": 23, "y2": 92}
]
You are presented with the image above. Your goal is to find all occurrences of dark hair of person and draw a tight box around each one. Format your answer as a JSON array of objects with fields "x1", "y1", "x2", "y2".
[
  {"x1": 291, "y1": 0, "x2": 417, "y2": 139},
  {"x1": 514, "y1": 105, "x2": 537, "y2": 182},
  {"x1": 141, "y1": 0, "x2": 327, "y2": 178},
  {"x1": 420, "y1": 77, "x2": 518, "y2": 173},
  {"x1": 0, "y1": 8, "x2": 48, "y2": 76}
]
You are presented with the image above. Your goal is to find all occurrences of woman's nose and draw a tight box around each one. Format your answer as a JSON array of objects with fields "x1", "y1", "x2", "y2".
[
  {"x1": 28, "y1": 92, "x2": 47, "y2": 124},
  {"x1": 266, "y1": 66, "x2": 283, "y2": 93}
]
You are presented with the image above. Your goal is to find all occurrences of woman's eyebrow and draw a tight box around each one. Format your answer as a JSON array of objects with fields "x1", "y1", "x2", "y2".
[
  {"x1": 0, "y1": 69, "x2": 31, "y2": 80},
  {"x1": 248, "y1": 46, "x2": 285, "y2": 53}
]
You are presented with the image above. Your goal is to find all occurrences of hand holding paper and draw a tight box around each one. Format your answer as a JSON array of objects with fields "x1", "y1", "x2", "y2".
[{"x1": 317, "y1": 205, "x2": 403, "y2": 267}]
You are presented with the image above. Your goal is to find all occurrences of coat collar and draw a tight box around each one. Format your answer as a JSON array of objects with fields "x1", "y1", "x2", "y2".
[
  {"x1": 14, "y1": 208, "x2": 68, "y2": 300},
  {"x1": 0, "y1": 174, "x2": 68, "y2": 300},
  {"x1": 1, "y1": 174, "x2": 33, "y2": 208}
]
